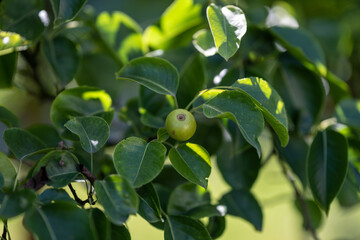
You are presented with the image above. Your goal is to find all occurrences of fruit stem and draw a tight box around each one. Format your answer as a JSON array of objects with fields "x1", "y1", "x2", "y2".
[{"x1": 173, "y1": 95, "x2": 179, "y2": 109}]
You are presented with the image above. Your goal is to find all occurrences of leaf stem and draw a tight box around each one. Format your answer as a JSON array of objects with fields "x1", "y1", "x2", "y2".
[
  {"x1": 163, "y1": 142, "x2": 175, "y2": 148},
  {"x1": 12, "y1": 161, "x2": 22, "y2": 192},
  {"x1": 190, "y1": 104, "x2": 203, "y2": 113},
  {"x1": 90, "y1": 153, "x2": 94, "y2": 174},
  {"x1": 173, "y1": 95, "x2": 179, "y2": 109}
]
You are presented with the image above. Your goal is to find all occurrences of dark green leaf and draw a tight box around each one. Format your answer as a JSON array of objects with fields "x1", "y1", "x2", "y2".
[
  {"x1": 0, "y1": 174, "x2": 3, "y2": 189},
  {"x1": 140, "y1": 112, "x2": 165, "y2": 129},
  {"x1": 164, "y1": 215, "x2": 211, "y2": 240},
  {"x1": 3, "y1": 128, "x2": 46, "y2": 160},
  {"x1": 220, "y1": 189, "x2": 263, "y2": 231},
  {"x1": 203, "y1": 90, "x2": 264, "y2": 156},
  {"x1": 0, "y1": 52, "x2": 17, "y2": 88},
  {"x1": 65, "y1": 116, "x2": 110, "y2": 153},
  {"x1": 153, "y1": 165, "x2": 187, "y2": 190},
  {"x1": 110, "y1": 223, "x2": 131, "y2": 240},
  {"x1": 0, "y1": 31, "x2": 28, "y2": 55},
  {"x1": 0, "y1": 105, "x2": 19, "y2": 128},
  {"x1": 0, "y1": 189, "x2": 36, "y2": 219},
  {"x1": 167, "y1": 182, "x2": 210, "y2": 216},
  {"x1": 157, "y1": 128, "x2": 169, "y2": 143},
  {"x1": 137, "y1": 183, "x2": 163, "y2": 223},
  {"x1": 88, "y1": 208, "x2": 111, "y2": 240},
  {"x1": 24, "y1": 202, "x2": 94, "y2": 240},
  {"x1": 94, "y1": 174, "x2": 138, "y2": 225},
  {"x1": 38, "y1": 189, "x2": 73, "y2": 204},
  {"x1": 295, "y1": 199, "x2": 323, "y2": 230},
  {"x1": 207, "y1": 4, "x2": 247, "y2": 61},
  {"x1": 50, "y1": 0, "x2": 87, "y2": 28},
  {"x1": 113, "y1": 137, "x2": 166, "y2": 187},
  {"x1": 169, "y1": 143, "x2": 211, "y2": 189},
  {"x1": 232, "y1": 77, "x2": 289, "y2": 146},
  {"x1": 185, "y1": 204, "x2": 224, "y2": 219},
  {"x1": 117, "y1": 57, "x2": 179, "y2": 96},
  {"x1": 192, "y1": 29, "x2": 217, "y2": 57},
  {"x1": 336, "y1": 98, "x2": 360, "y2": 130},
  {"x1": 0, "y1": 152, "x2": 16, "y2": 192},
  {"x1": 308, "y1": 129, "x2": 348, "y2": 213},
  {"x1": 207, "y1": 216, "x2": 226, "y2": 239},
  {"x1": 26, "y1": 124, "x2": 61, "y2": 148}
]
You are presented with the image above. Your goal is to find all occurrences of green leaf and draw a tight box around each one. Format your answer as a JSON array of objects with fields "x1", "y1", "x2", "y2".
[
  {"x1": 117, "y1": 57, "x2": 179, "y2": 96},
  {"x1": 167, "y1": 182, "x2": 210, "y2": 216},
  {"x1": 137, "y1": 183, "x2": 163, "y2": 223},
  {"x1": 336, "y1": 98, "x2": 360, "y2": 130},
  {"x1": 169, "y1": 143, "x2": 211, "y2": 189},
  {"x1": 157, "y1": 128, "x2": 169, "y2": 143},
  {"x1": 38, "y1": 189, "x2": 73, "y2": 204},
  {"x1": 220, "y1": 189, "x2": 263, "y2": 231},
  {"x1": 113, "y1": 137, "x2": 166, "y2": 188},
  {"x1": 26, "y1": 124, "x2": 61, "y2": 148},
  {"x1": 232, "y1": 77, "x2": 289, "y2": 146},
  {"x1": 207, "y1": 216, "x2": 226, "y2": 239},
  {"x1": 192, "y1": 29, "x2": 217, "y2": 57},
  {"x1": 164, "y1": 215, "x2": 212, "y2": 240},
  {"x1": 50, "y1": 0, "x2": 87, "y2": 28},
  {"x1": 0, "y1": 105, "x2": 20, "y2": 127},
  {"x1": 185, "y1": 204, "x2": 224, "y2": 219},
  {"x1": 0, "y1": 174, "x2": 3, "y2": 189},
  {"x1": 88, "y1": 208, "x2": 111, "y2": 240},
  {"x1": 207, "y1": 4, "x2": 247, "y2": 61},
  {"x1": 0, "y1": 189, "x2": 36, "y2": 219},
  {"x1": 0, "y1": 52, "x2": 17, "y2": 88},
  {"x1": 140, "y1": 112, "x2": 165, "y2": 129},
  {"x1": 3, "y1": 128, "x2": 46, "y2": 160},
  {"x1": 50, "y1": 86, "x2": 113, "y2": 129},
  {"x1": 203, "y1": 90, "x2": 264, "y2": 156},
  {"x1": 110, "y1": 223, "x2": 131, "y2": 240},
  {"x1": 94, "y1": 174, "x2": 138, "y2": 225},
  {"x1": 24, "y1": 202, "x2": 94, "y2": 240},
  {"x1": 295, "y1": 199, "x2": 323, "y2": 230},
  {"x1": 42, "y1": 36, "x2": 80, "y2": 86},
  {"x1": 65, "y1": 116, "x2": 110, "y2": 153},
  {"x1": 0, "y1": 152, "x2": 16, "y2": 192},
  {"x1": 308, "y1": 129, "x2": 348, "y2": 213},
  {"x1": 0, "y1": 31, "x2": 28, "y2": 55}
]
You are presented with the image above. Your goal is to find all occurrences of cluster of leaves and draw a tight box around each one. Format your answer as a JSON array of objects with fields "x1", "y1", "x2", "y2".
[{"x1": 0, "y1": 0, "x2": 360, "y2": 239}]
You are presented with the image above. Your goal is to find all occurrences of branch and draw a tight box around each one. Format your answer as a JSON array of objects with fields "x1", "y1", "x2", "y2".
[
  {"x1": 23, "y1": 167, "x2": 49, "y2": 191},
  {"x1": 278, "y1": 158, "x2": 320, "y2": 240},
  {"x1": 68, "y1": 183, "x2": 96, "y2": 207},
  {"x1": 77, "y1": 164, "x2": 96, "y2": 185},
  {"x1": 2, "y1": 221, "x2": 7, "y2": 240}
]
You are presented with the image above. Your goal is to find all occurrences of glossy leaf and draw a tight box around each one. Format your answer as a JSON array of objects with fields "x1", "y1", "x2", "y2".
[
  {"x1": 220, "y1": 189, "x2": 263, "y2": 231},
  {"x1": 207, "y1": 4, "x2": 247, "y2": 61},
  {"x1": 0, "y1": 52, "x2": 17, "y2": 88},
  {"x1": 0, "y1": 105, "x2": 20, "y2": 128},
  {"x1": 203, "y1": 90, "x2": 264, "y2": 156},
  {"x1": 0, "y1": 31, "x2": 28, "y2": 55},
  {"x1": 336, "y1": 98, "x2": 360, "y2": 130},
  {"x1": 207, "y1": 216, "x2": 226, "y2": 239},
  {"x1": 3, "y1": 128, "x2": 46, "y2": 160},
  {"x1": 0, "y1": 189, "x2": 36, "y2": 219},
  {"x1": 169, "y1": 143, "x2": 211, "y2": 189},
  {"x1": 164, "y1": 215, "x2": 212, "y2": 240},
  {"x1": 232, "y1": 77, "x2": 289, "y2": 146},
  {"x1": 167, "y1": 182, "x2": 210, "y2": 216},
  {"x1": 65, "y1": 116, "x2": 110, "y2": 153},
  {"x1": 113, "y1": 137, "x2": 167, "y2": 187},
  {"x1": 192, "y1": 29, "x2": 217, "y2": 57},
  {"x1": 50, "y1": 0, "x2": 87, "y2": 28},
  {"x1": 117, "y1": 57, "x2": 179, "y2": 96},
  {"x1": 137, "y1": 183, "x2": 163, "y2": 223},
  {"x1": 50, "y1": 87, "x2": 113, "y2": 129},
  {"x1": 24, "y1": 202, "x2": 94, "y2": 240},
  {"x1": 94, "y1": 175, "x2": 138, "y2": 225},
  {"x1": 308, "y1": 129, "x2": 348, "y2": 213}
]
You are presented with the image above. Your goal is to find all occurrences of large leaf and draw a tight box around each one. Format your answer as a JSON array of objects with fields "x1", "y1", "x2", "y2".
[
  {"x1": 232, "y1": 77, "x2": 289, "y2": 146},
  {"x1": 65, "y1": 116, "x2": 110, "y2": 153},
  {"x1": 0, "y1": 31, "x2": 28, "y2": 55},
  {"x1": 113, "y1": 137, "x2": 166, "y2": 187},
  {"x1": 117, "y1": 57, "x2": 179, "y2": 96},
  {"x1": 24, "y1": 202, "x2": 94, "y2": 240},
  {"x1": 336, "y1": 98, "x2": 360, "y2": 130},
  {"x1": 50, "y1": 0, "x2": 87, "y2": 28},
  {"x1": 3, "y1": 128, "x2": 46, "y2": 160},
  {"x1": 203, "y1": 90, "x2": 264, "y2": 156},
  {"x1": 169, "y1": 143, "x2": 211, "y2": 189},
  {"x1": 207, "y1": 4, "x2": 247, "y2": 61},
  {"x1": 0, "y1": 105, "x2": 20, "y2": 127},
  {"x1": 220, "y1": 189, "x2": 263, "y2": 231},
  {"x1": 308, "y1": 129, "x2": 348, "y2": 213},
  {"x1": 164, "y1": 215, "x2": 212, "y2": 240},
  {"x1": 0, "y1": 189, "x2": 36, "y2": 219},
  {"x1": 137, "y1": 183, "x2": 163, "y2": 223},
  {"x1": 50, "y1": 87, "x2": 113, "y2": 129},
  {"x1": 0, "y1": 52, "x2": 17, "y2": 88},
  {"x1": 0, "y1": 152, "x2": 16, "y2": 191},
  {"x1": 94, "y1": 175, "x2": 138, "y2": 225}
]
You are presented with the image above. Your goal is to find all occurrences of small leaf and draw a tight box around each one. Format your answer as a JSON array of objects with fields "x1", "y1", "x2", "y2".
[
  {"x1": 0, "y1": 189, "x2": 36, "y2": 219},
  {"x1": 308, "y1": 129, "x2": 348, "y2": 213},
  {"x1": 207, "y1": 4, "x2": 247, "y2": 61},
  {"x1": 0, "y1": 105, "x2": 19, "y2": 128},
  {"x1": 3, "y1": 128, "x2": 46, "y2": 160},
  {"x1": 207, "y1": 216, "x2": 226, "y2": 239},
  {"x1": 24, "y1": 201, "x2": 94, "y2": 240},
  {"x1": 117, "y1": 57, "x2": 179, "y2": 96},
  {"x1": 164, "y1": 215, "x2": 212, "y2": 240},
  {"x1": 94, "y1": 175, "x2": 138, "y2": 225},
  {"x1": 232, "y1": 77, "x2": 289, "y2": 146},
  {"x1": 203, "y1": 90, "x2": 264, "y2": 156},
  {"x1": 0, "y1": 31, "x2": 28, "y2": 55},
  {"x1": 137, "y1": 183, "x2": 163, "y2": 223},
  {"x1": 157, "y1": 128, "x2": 169, "y2": 143},
  {"x1": 113, "y1": 137, "x2": 167, "y2": 188},
  {"x1": 336, "y1": 98, "x2": 360, "y2": 130},
  {"x1": 169, "y1": 143, "x2": 211, "y2": 189},
  {"x1": 50, "y1": 0, "x2": 87, "y2": 28},
  {"x1": 65, "y1": 116, "x2": 110, "y2": 153},
  {"x1": 220, "y1": 189, "x2": 263, "y2": 231},
  {"x1": 192, "y1": 29, "x2": 217, "y2": 57}
]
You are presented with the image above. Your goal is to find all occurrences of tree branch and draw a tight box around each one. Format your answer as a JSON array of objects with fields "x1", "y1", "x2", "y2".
[{"x1": 68, "y1": 183, "x2": 96, "y2": 207}]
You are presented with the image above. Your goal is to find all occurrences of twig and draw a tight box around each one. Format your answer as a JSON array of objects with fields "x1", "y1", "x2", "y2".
[
  {"x1": 278, "y1": 158, "x2": 320, "y2": 240},
  {"x1": 68, "y1": 183, "x2": 96, "y2": 207},
  {"x1": 2, "y1": 221, "x2": 7, "y2": 240},
  {"x1": 77, "y1": 164, "x2": 96, "y2": 185},
  {"x1": 23, "y1": 167, "x2": 49, "y2": 191}
]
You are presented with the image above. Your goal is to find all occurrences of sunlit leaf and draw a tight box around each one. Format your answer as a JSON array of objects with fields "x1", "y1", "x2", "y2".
[
  {"x1": 192, "y1": 29, "x2": 217, "y2": 57},
  {"x1": 0, "y1": 31, "x2": 28, "y2": 55}
]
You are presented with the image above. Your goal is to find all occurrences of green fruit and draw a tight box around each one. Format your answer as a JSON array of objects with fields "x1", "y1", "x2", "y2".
[{"x1": 165, "y1": 109, "x2": 196, "y2": 141}]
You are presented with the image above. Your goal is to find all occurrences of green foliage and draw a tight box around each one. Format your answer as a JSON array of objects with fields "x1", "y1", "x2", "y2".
[{"x1": 0, "y1": 0, "x2": 359, "y2": 239}]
